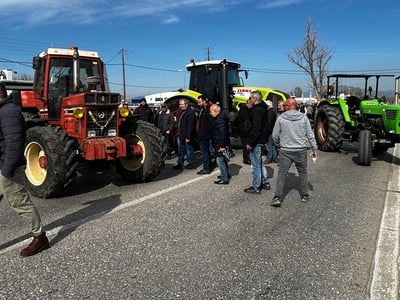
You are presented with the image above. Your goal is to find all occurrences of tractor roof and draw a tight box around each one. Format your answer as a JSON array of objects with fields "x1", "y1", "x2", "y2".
[
  {"x1": 39, "y1": 48, "x2": 100, "y2": 58},
  {"x1": 328, "y1": 74, "x2": 394, "y2": 79},
  {"x1": 186, "y1": 59, "x2": 241, "y2": 69}
]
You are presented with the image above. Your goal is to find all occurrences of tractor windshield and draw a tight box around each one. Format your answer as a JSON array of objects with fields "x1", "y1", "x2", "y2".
[
  {"x1": 48, "y1": 58, "x2": 101, "y2": 98},
  {"x1": 226, "y1": 65, "x2": 241, "y2": 86}
]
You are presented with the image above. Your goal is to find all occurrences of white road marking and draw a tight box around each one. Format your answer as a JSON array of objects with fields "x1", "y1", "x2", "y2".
[{"x1": 369, "y1": 143, "x2": 400, "y2": 299}]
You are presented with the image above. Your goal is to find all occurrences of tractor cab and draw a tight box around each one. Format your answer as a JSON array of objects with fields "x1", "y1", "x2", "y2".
[{"x1": 32, "y1": 47, "x2": 108, "y2": 119}]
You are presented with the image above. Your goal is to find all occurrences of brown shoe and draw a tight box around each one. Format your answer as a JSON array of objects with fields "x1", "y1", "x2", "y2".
[
  {"x1": 20, "y1": 232, "x2": 49, "y2": 257},
  {"x1": 264, "y1": 159, "x2": 272, "y2": 164},
  {"x1": 272, "y1": 159, "x2": 279, "y2": 163}
]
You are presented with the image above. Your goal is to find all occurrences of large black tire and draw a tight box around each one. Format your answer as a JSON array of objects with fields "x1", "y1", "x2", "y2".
[
  {"x1": 358, "y1": 130, "x2": 372, "y2": 166},
  {"x1": 314, "y1": 105, "x2": 345, "y2": 151},
  {"x1": 115, "y1": 120, "x2": 166, "y2": 182},
  {"x1": 24, "y1": 126, "x2": 78, "y2": 198}
]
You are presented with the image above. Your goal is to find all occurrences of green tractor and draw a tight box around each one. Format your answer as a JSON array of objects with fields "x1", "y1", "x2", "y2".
[
  {"x1": 314, "y1": 74, "x2": 400, "y2": 165},
  {"x1": 164, "y1": 59, "x2": 289, "y2": 137}
]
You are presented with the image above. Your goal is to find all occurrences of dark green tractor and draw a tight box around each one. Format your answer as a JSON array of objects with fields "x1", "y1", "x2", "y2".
[{"x1": 314, "y1": 74, "x2": 400, "y2": 165}]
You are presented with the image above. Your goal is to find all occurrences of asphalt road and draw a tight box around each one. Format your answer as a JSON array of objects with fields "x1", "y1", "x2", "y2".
[{"x1": 0, "y1": 143, "x2": 399, "y2": 299}]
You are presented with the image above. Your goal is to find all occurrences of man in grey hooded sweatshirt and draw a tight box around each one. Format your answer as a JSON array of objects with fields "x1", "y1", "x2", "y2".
[{"x1": 271, "y1": 97, "x2": 318, "y2": 207}]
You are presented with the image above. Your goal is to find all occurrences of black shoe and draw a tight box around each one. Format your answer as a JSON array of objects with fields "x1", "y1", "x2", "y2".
[
  {"x1": 184, "y1": 164, "x2": 196, "y2": 170},
  {"x1": 243, "y1": 160, "x2": 251, "y2": 165},
  {"x1": 197, "y1": 169, "x2": 211, "y2": 175},
  {"x1": 244, "y1": 187, "x2": 260, "y2": 194},
  {"x1": 173, "y1": 164, "x2": 183, "y2": 170},
  {"x1": 260, "y1": 183, "x2": 271, "y2": 190},
  {"x1": 214, "y1": 179, "x2": 229, "y2": 185},
  {"x1": 218, "y1": 175, "x2": 232, "y2": 180},
  {"x1": 271, "y1": 196, "x2": 282, "y2": 207}
]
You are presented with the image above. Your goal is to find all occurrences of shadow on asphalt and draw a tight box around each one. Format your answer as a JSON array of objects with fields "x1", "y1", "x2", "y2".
[{"x1": 0, "y1": 195, "x2": 121, "y2": 251}]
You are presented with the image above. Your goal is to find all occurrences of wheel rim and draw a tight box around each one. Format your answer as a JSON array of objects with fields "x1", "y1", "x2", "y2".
[
  {"x1": 316, "y1": 114, "x2": 328, "y2": 143},
  {"x1": 119, "y1": 134, "x2": 146, "y2": 171},
  {"x1": 24, "y1": 141, "x2": 47, "y2": 186}
]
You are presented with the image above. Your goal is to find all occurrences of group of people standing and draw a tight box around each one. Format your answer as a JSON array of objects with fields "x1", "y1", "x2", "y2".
[
  {"x1": 172, "y1": 96, "x2": 231, "y2": 184},
  {"x1": 239, "y1": 91, "x2": 318, "y2": 207}
]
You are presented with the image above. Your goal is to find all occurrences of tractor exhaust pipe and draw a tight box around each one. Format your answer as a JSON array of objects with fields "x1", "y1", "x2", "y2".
[
  {"x1": 72, "y1": 47, "x2": 80, "y2": 94},
  {"x1": 395, "y1": 76, "x2": 399, "y2": 105}
]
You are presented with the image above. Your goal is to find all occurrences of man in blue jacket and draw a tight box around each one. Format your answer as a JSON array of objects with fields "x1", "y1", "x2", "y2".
[{"x1": 0, "y1": 83, "x2": 49, "y2": 256}]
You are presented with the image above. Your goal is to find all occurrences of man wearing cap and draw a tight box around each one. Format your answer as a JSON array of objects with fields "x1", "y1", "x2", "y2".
[{"x1": 0, "y1": 83, "x2": 49, "y2": 256}]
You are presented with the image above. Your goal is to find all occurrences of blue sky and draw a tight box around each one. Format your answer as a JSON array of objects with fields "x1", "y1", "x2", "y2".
[{"x1": 1, "y1": 0, "x2": 399, "y2": 99}]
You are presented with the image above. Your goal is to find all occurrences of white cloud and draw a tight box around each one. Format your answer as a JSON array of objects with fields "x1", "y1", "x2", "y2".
[
  {"x1": 0, "y1": 0, "x2": 300, "y2": 27},
  {"x1": 258, "y1": 0, "x2": 300, "y2": 9}
]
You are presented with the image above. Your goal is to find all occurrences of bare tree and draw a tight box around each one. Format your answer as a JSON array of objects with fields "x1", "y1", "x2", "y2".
[{"x1": 288, "y1": 18, "x2": 334, "y2": 102}]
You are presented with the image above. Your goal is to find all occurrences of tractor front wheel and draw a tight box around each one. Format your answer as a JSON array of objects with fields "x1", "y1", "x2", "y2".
[
  {"x1": 358, "y1": 130, "x2": 372, "y2": 166},
  {"x1": 115, "y1": 120, "x2": 166, "y2": 182},
  {"x1": 314, "y1": 105, "x2": 345, "y2": 151},
  {"x1": 24, "y1": 126, "x2": 78, "y2": 198}
]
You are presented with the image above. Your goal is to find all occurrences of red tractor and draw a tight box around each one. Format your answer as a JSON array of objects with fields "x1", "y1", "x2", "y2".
[{"x1": 7, "y1": 46, "x2": 166, "y2": 198}]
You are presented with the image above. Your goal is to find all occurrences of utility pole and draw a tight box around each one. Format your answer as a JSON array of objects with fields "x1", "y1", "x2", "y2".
[
  {"x1": 207, "y1": 46, "x2": 211, "y2": 60},
  {"x1": 121, "y1": 49, "x2": 127, "y2": 102}
]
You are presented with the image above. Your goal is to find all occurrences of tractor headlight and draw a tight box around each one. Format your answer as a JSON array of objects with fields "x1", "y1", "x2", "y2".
[
  {"x1": 120, "y1": 107, "x2": 130, "y2": 117},
  {"x1": 73, "y1": 108, "x2": 84, "y2": 119},
  {"x1": 87, "y1": 130, "x2": 97, "y2": 137},
  {"x1": 108, "y1": 129, "x2": 117, "y2": 136}
]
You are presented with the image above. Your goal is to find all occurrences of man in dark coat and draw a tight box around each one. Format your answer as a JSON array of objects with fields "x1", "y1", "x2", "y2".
[
  {"x1": 237, "y1": 98, "x2": 253, "y2": 164},
  {"x1": 196, "y1": 95, "x2": 213, "y2": 174},
  {"x1": 157, "y1": 103, "x2": 175, "y2": 159},
  {"x1": 135, "y1": 98, "x2": 153, "y2": 122},
  {"x1": 173, "y1": 99, "x2": 196, "y2": 169},
  {"x1": 210, "y1": 104, "x2": 231, "y2": 184},
  {"x1": 244, "y1": 90, "x2": 271, "y2": 194},
  {"x1": 0, "y1": 83, "x2": 49, "y2": 256}
]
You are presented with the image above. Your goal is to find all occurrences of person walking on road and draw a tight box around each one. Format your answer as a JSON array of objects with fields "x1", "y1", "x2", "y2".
[
  {"x1": 0, "y1": 83, "x2": 49, "y2": 256},
  {"x1": 270, "y1": 97, "x2": 318, "y2": 207},
  {"x1": 210, "y1": 104, "x2": 231, "y2": 185},
  {"x1": 173, "y1": 99, "x2": 197, "y2": 170},
  {"x1": 244, "y1": 90, "x2": 271, "y2": 194}
]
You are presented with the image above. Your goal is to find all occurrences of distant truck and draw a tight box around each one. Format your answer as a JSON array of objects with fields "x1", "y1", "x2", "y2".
[{"x1": 3, "y1": 46, "x2": 166, "y2": 198}]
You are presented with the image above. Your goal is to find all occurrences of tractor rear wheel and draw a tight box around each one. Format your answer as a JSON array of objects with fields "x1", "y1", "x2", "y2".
[
  {"x1": 115, "y1": 120, "x2": 166, "y2": 182},
  {"x1": 314, "y1": 105, "x2": 345, "y2": 151},
  {"x1": 24, "y1": 126, "x2": 78, "y2": 198},
  {"x1": 358, "y1": 130, "x2": 372, "y2": 166}
]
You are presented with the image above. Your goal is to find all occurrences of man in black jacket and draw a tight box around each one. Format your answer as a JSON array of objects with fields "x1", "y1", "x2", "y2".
[
  {"x1": 0, "y1": 83, "x2": 49, "y2": 256},
  {"x1": 210, "y1": 104, "x2": 230, "y2": 184},
  {"x1": 237, "y1": 98, "x2": 253, "y2": 164},
  {"x1": 244, "y1": 90, "x2": 271, "y2": 194},
  {"x1": 196, "y1": 95, "x2": 213, "y2": 174},
  {"x1": 173, "y1": 99, "x2": 196, "y2": 170}
]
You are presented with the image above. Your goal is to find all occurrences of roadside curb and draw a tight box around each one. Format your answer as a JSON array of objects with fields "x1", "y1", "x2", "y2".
[{"x1": 369, "y1": 143, "x2": 400, "y2": 299}]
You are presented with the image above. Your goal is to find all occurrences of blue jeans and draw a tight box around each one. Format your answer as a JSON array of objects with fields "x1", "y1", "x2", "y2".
[
  {"x1": 249, "y1": 144, "x2": 269, "y2": 189},
  {"x1": 266, "y1": 135, "x2": 278, "y2": 160},
  {"x1": 177, "y1": 139, "x2": 195, "y2": 166},
  {"x1": 275, "y1": 149, "x2": 308, "y2": 198},
  {"x1": 216, "y1": 153, "x2": 230, "y2": 182},
  {"x1": 199, "y1": 139, "x2": 212, "y2": 172}
]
